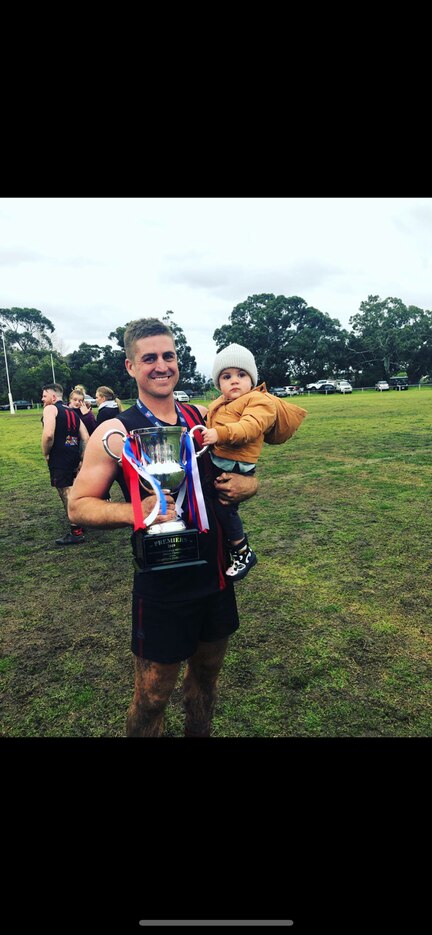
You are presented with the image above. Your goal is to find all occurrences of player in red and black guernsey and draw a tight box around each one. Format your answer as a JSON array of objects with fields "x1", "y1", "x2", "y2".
[
  {"x1": 41, "y1": 383, "x2": 89, "y2": 546},
  {"x1": 69, "y1": 318, "x2": 258, "y2": 737}
]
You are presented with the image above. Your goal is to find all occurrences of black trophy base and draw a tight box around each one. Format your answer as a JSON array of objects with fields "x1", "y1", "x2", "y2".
[{"x1": 133, "y1": 528, "x2": 207, "y2": 572}]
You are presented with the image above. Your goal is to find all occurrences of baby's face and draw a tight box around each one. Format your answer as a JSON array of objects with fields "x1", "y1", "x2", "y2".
[{"x1": 219, "y1": 368, "x2": 253, "y2": 401}]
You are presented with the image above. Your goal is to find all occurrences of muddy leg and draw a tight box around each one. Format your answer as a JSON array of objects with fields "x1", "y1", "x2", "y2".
[
  {"x1": 127, "y1": 657, "x2": 181, "y2": 737},
  {"x1": 183, "y1": 637, "x2": 229, "y2": 737},
  {"x1": 57, "y1": 485, "x2": 72, "y2": 514}
]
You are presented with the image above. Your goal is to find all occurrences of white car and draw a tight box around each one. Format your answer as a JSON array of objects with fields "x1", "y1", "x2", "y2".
[
  {"x1": 84, "y1": 395, "x2": 97, "y2": 406},
  {"x1": 285, "y1": 385, "x2": 302, "y2": 396},
  {"x1": 336, "y1": 381, "x2": 353, "y2": 393},
  {"x1": 173, "y1": 390, "x2": 190, "y2": 402},
  {"x1": 306, "y1": 379, "x2": 335, "y2": 392},
  {"x1": 375, "y1": 381, "x2": 390, "y2": 391}
]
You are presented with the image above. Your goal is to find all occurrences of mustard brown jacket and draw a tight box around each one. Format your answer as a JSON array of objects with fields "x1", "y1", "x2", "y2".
[{"x1": 206, "y1": 386, "x2": 277, "y2": 464}]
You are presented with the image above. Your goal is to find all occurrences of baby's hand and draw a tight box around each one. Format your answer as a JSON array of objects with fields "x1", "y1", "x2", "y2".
[{"x1": 202, "y1": 428, "x2": 218, "y2": 445}]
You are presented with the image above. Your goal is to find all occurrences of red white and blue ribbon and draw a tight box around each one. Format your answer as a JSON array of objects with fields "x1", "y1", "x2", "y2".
[
  {"x1": 177, "y1": 430, "x2": 209, "y2": 533},
  {"x1": 121, "y1": 435, "x2": 167, "y2": 532}
]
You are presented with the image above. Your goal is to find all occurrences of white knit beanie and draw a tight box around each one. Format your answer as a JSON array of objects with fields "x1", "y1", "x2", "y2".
[{"x1": 212, "y1": 343, "x2": 258, "y2": 388}]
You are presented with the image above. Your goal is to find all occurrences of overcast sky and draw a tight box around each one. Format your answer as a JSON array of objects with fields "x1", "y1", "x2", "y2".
[{"x1": 0, "y1": 197, "x2": 431, "y2": 378}]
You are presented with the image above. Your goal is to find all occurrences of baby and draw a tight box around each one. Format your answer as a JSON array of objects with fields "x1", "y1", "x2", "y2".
[{"x1": 201, "y1": 343, "x2": 277, "y2": 580}]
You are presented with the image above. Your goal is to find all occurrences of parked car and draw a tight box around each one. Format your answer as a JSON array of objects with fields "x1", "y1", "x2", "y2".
[
  {"x1": 0, "y1": 399, "x2": 33, "y2": 410},
  {"x1": 83, "y1": 394, "x2": 97, "y2": 406},
  {"x1": 173, "y1": 390, "x2": 190, "y2": 402},
  {"x1": 285, "y1": 385, "x2": 302, "y2": 396},
  {"x1": 336, "y1": 380, "x2": 353, "y2": 393},
  {"x1": 16, "y1": 399, "x2": 33, "y2": 409},
  {"x1": 270, "y1": 387, "x2": 287, "y2": 398},
  {"x1": 389, "y1": 377, "x2": 409, "y2": 390},
  {"x1": 306, "y1": 378, "x2": 335, "y2": 392},
  {"x1": 317, "y1": 382, "x2": 336, "y2": 394},
  {"x1": 375, "y1": 381, "x2": 390, "y2": 391}
]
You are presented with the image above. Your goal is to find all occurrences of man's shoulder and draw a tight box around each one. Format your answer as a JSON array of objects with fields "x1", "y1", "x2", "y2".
[
  {"x1": 178, "y1": 401, "x2": 207, "y2": 419},
  {"x1": 117, "y1": 404, "x2": 140, "y2": 429},
  {"x1": 43, "y1": 402, "x2": 59, "y2": 416},
  {"x1": 193, "y1": 403, "x2": 208, "y2": 417}
]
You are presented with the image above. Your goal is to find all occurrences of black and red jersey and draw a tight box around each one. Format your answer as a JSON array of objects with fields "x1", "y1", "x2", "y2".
[
  {"x1": 46, "y1": 402, "x2": 82, "y2": 470},
  {"x1": 117, "y1": 402, "x2": 230, "y2": 601}
]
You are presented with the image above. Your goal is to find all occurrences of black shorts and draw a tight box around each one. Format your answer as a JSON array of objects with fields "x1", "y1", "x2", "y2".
[
  {"x1": 131, "y1": 585, "x2": 240, "y2": 664},
  {"x1": 49, "y1": 465, "x2": 78, "y2": 488}
]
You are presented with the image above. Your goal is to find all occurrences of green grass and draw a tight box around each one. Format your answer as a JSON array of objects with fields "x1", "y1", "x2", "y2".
[{"x1": 1, "y1": 389, "x2": 431, "y2": 736}]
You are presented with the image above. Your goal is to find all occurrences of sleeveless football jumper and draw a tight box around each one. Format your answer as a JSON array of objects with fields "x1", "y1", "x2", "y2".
[{"x1": 47, "y1": 402, "x2": 82, "y2": 486}]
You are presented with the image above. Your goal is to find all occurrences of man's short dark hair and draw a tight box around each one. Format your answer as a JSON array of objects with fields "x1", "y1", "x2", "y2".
[
  {"x1": 42, "y1": 382, "x2": 64, "y2": 395},
  {"x1": 124, "y1": 318, "x2": 175, "y2": 361}
]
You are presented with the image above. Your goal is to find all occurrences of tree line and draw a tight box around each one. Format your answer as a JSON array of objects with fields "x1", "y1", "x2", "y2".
[
  {"x1": 213, "y1": 294, "x2": 432, "y2": 388},
  {"x1": 0, "y1": 309, "x2": 208, "y2": 404},
  {"x1": 1, "y1": 295, "x2": 431, "y2": 404}
]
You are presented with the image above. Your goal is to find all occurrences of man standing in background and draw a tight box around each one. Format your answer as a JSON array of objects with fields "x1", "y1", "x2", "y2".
[{"x1": 41, "y1": 382, "x2": 89, "y2": 545}]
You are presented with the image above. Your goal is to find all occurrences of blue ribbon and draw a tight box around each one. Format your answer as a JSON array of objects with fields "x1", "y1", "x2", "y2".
[
  {"x1": 136, "y1": 399, "x2": 188, "y2": 428},
  {"x1": 180, "y1": 432, "x2": 198, "y2": 527}
]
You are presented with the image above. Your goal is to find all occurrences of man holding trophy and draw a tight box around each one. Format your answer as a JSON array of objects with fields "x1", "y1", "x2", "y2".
[{"x1": 68, "y1": 318, "x2": 258, "y2": 737}]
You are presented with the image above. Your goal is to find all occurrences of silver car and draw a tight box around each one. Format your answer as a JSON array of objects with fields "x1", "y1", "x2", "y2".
[{"x1": 375, "y1": 381, "x2": 390, "y2": 391}]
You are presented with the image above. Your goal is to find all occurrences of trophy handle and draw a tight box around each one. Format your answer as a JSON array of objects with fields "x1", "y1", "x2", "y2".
[
  {"x1": 188, "y1": 424, "x2": 209, "y2": 458},
  {"x1": 102, "y1": 428, "x2": 127, "y2": 462}
]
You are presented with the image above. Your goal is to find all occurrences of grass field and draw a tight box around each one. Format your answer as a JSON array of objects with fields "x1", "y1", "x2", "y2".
[{"x1": 1, "y1": 389, "x2": 431, "y2": 737}]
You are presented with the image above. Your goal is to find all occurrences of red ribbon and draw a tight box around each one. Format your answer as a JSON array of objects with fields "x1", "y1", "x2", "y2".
[{"x1": 121, "y1": 437, "x2": 147, "y2": 532}]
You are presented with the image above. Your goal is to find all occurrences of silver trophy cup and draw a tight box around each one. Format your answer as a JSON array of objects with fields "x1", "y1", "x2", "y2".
[{"x1": 102, "y1": 423, "x2": 208, "y2": 570}]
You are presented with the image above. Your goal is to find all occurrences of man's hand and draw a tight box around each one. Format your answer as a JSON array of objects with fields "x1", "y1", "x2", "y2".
[
  {"x1": 201, "y1": 427, "x2": 218, "y2": 445},
  {"x1": 214, "y1": 471, "x2": 258, "y2": 505},
  {"x1": 144, "y1": 491, "x2": 177, "y2": 524}
]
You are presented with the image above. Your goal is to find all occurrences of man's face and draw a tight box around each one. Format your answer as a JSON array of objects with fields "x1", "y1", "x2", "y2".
[
  {"x1": 125, "y1": 335, "x2": 179, "y2": 399},
  {"x1": 42, "y1": 389, "x2": 56, "y2": 407}
]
